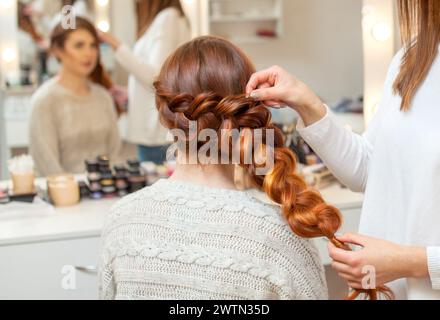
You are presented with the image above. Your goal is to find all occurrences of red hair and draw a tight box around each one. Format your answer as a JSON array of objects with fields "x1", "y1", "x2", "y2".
[{"x1": 154, "y1": 36, "x2": 393, "y2": 300}]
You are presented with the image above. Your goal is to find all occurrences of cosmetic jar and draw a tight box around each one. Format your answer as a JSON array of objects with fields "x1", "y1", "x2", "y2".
[
  {"x1": 128, "y1": 168, "x2": 146, "y2": 193},
  {"x1": 98, "y1": 156, "x2": 111, "y2": 172},
  {"x1": 78, "y1": 181, "x2": 90, "y2": 199},
  {"x1": 11, "y1": 171, "x2": 35, "y2": 195},
  {"x1": 0, "y1": 187, "x2": 9, "y2": 204},
  {"x1": 85, "y1": 159, "x2": 99, "y2": 173},
  {"x1": 47, "y1": 175, "x2": 80, "y2": 207},
  {"x1": 114, "y1": 165, "x2": 129, "y2": 197},
  {"x1": 99, "y1": 168, "x2": 116, "y2": 198}
]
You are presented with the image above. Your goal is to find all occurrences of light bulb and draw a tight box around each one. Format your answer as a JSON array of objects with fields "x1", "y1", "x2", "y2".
[
  {"x1": 372, "y1": 22, "x2": 391, "y2": 42},
  {"x1": 0, "y1": 0, "x2": 14, "y2": 10},
  {"x1": 2, "y1": 47, "x2": 16, "y2": 63},
  {"x1": 96, "y1": 0, "x2": 109, "y2": 7},
  {"x1": 97, "y1": 20, "x2": 110, "y2": 32}
]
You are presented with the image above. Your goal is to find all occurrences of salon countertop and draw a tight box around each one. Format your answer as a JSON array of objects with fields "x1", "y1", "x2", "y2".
[{"x1": 0, "y1": 178, "x2": 364, "y2": 247}]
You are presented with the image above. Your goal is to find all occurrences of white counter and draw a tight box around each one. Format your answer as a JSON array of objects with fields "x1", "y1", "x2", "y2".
[
  {"x1": 0, "y1": 179, "x2": 363, "y2": 300},
  {"x1": 0, "y1": 179, "x2": 363, "y2": 247}
]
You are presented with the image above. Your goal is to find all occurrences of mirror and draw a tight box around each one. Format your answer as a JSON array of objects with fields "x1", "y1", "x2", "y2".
[{"x1": 15, "y1": 0, "x2": 112, "y2": 86}]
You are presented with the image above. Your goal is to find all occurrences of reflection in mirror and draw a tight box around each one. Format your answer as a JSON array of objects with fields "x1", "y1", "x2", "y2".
[{"x1": 16, "y1": 0, "x2": 110, "y2": 86}]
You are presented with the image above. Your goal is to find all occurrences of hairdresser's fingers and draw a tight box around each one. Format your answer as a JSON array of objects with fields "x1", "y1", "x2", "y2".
[
  {"x1": 331, "y1": 261, "x2": 353, "y2": 275},
  {"x1": 338, "y1": 272, "x2": 359, "y2": 283},
  {"x1": 336, "y1": 233, "x2": 369, "y2": 247},
  {"x1": 328, "y1": 241, "x2": 354, "y2": 264},
  {"x1": 348, "y1": 281, "x2": 363, "y2": 290},
  {"x1": 246, "y1": 66, "x2": 281, "y2": 94},
  {"x1": 265, "y1": 102, "x2": 287, "y2": 109},
  {"x1": 257, "y1": 82, "x2": 271, "y2": 90},
  {"x1": 97, "y1": 30, "x2": 121, "y2": 50},
  {"x1": 254, "y1": 83, "x2": 285, "y2": 107},
  {"x1": 249, "y1": 86, "x2": 283, "y2": 103}
]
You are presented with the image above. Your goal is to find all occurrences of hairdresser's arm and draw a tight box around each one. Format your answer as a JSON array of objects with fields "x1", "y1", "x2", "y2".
[
  {"x1": 99, "y1": 29, "x2": 156, "y2": 89},
  {"x1": 28, "y1": 97, "x2": 64, "y2": 176},
  {"x1": 246, "y1": 66, "x2": 372, "y2": 192},
  {"x1": 99, "y1": 17, "x2": 179, "y2": 89},
  {"x1": 246, "y1": 55, "x2": 401, "y2": 192}
]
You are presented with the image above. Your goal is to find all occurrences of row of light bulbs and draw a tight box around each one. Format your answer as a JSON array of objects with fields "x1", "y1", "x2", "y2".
[
  {"x1": 1, "y1": 1, "x2": 392, "y2": 65},
  {"x1": 95, "y1": 0, "x2": 110, "y2": 32}
]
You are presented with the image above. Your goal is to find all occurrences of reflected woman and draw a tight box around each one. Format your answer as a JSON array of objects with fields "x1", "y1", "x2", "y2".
[{"x1": 29, "y1": 17, "x2": 121, "y2": 176}]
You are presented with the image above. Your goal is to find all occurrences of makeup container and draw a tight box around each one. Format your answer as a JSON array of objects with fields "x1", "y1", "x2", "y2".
[
  {"x1": 85, "y1": 159, "x2": 102, "y2": 199},
  {"x1": 7, "y1": 155, "x2": 37, "y2": 203},
  {"x1": 47, "y1": 175, "x2": 80, "y2": 207},
  {"x1": 78, "y1": 181, "x2": 90, "y2": 199},
  {"x1": 85, "y1": 159, "x2": 100, "y2": 175},
  {"x1": 114, "y1": 165, "x2": 129, "y2": 197},
  {"x1": 8, "y1": 155, "x2": 35, "y2": 196},
  {"x1": 98, "y1": 156, "x2": 111, "y2": 172},
  {"x1": 127, "y1": 160, "x2": 147, "y2": 193},
  {"x1": 0, "y1": 187, "x2": 10, "y2": 204},
  {"x1": 11, "y1": 172, "x2": 35, "y2": 195},
  {"x1": 100, "y1": 169, "x2": 116, "y2": 198},
  {"x1": 96, "y1": 156, "x2": 116, "y2": 198}
]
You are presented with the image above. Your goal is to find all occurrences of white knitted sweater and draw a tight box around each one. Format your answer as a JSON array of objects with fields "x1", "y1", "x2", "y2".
[{"x1": 98, "y1": 179, "x2": 328, "y2": 300}]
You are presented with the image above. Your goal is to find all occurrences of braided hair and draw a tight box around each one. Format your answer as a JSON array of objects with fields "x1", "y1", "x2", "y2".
[{"x1": 154, "y1": 36, "x2": 393, "y2": 300}]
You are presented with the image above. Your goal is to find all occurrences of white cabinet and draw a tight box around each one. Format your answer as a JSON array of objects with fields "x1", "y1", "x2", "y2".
[
  {"x1": 0, "y1": 237, "x2": 101, "y2": 300},
  {"x1": 202, "y1": 0, "x2": 284, "y2": 44}
]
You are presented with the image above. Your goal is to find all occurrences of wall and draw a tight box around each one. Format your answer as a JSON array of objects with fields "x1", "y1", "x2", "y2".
[
  {"x1": 362, "y1": 0, "x2": 395, "y2": 126},
  {"x1": 110, "y1": 0, "x2": 363, "y2": 104},
  {"x1": 240, "y1": 0, "x2": 364, "y2": 104},
  {"x1": 110, "y1": 0, "x2": 137, "y2": 85}
]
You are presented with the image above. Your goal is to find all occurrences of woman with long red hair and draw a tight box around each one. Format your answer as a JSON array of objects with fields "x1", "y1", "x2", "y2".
[
  {"x1": 98, "y1": 36, "x2": 346, "y2": 300},
  {"x1": 246, "y1": 0, "x2": 440, "y2": 300}
]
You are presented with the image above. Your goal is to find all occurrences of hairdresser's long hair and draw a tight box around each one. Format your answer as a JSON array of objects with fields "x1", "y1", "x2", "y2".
[
  {"x1": 50, "y1": 17, "x2": 113, "y2": 90},
  {"x1": 393, "y1": 0, "x2": 440, "y2": 111},
  {"x1": 154, "y1": 36, "x2": 393, "y2": 300},
  {"x1": 136, "y1": 0, "x2": 187, "y2": 39}
]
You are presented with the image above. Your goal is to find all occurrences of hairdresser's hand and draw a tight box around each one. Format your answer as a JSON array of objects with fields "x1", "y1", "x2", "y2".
[
  {"x1": 110, "y1": 85, "x2": 128, "y2": 107},
  {"x1": 98, "y1": 30, "x2": 121, "y2": 50},
  {"x1": 246, "y1": 65, "x2": 326, "y2": 126},
  {"x1": 328, "y1": 233, "x2": 428, "y2": 290},
  {"x1": 22, "y1": 4, "x2": 33, "y2": 17}
]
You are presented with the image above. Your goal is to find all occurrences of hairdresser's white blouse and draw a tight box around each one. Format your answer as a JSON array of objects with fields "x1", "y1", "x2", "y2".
[
  {"x1": 114, "y1": 8, "x2": 190, "y2": 146},
  {"x1": 297, "y1": 48, "x2": 440, "y2": 300}
]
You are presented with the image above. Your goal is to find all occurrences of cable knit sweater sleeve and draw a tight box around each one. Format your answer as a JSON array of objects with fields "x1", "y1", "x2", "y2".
[{"x1": 98, "y1": 179, "x2": 328, "y2": 300}]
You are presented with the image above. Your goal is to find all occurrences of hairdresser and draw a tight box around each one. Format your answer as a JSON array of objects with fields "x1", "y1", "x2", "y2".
[
  {"x1": 246, "y1": 0, "x2": 440, "y2": 300},
  {"x1": 98, "y1": 0, "x2": 191, "y2": 164}
]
